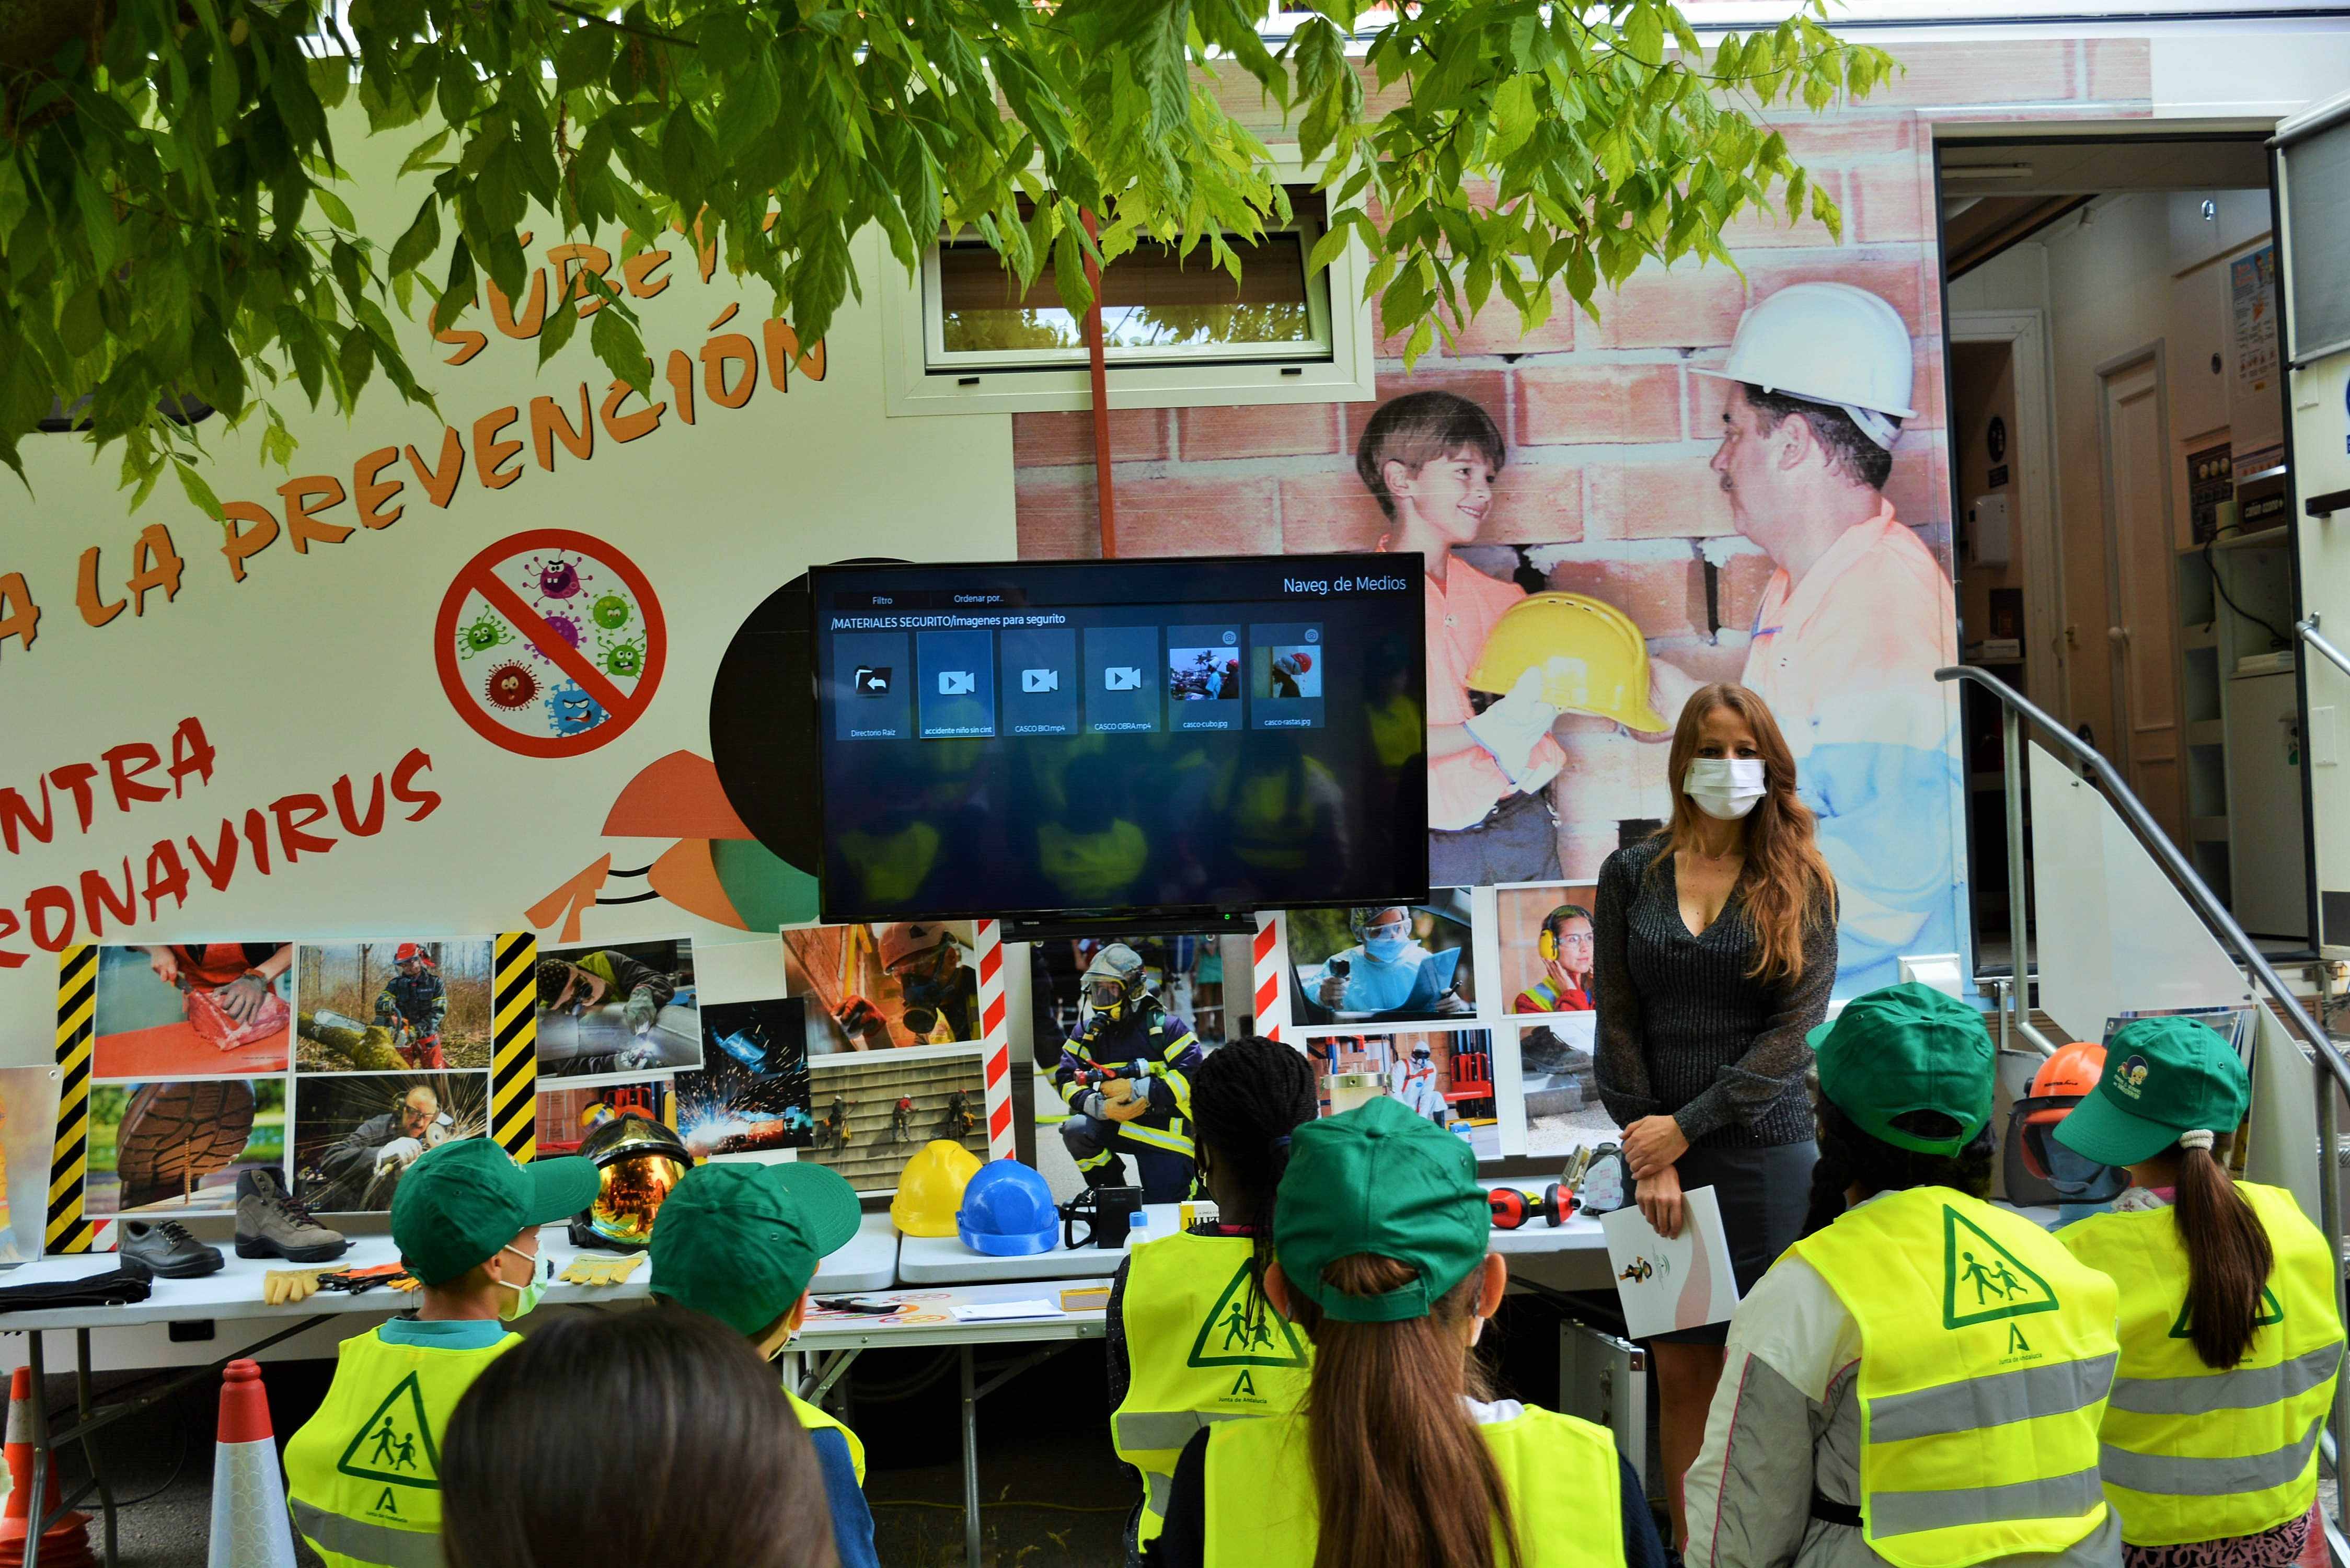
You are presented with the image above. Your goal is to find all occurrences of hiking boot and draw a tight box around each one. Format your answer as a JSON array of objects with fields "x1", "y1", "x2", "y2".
[
  {"x1": 235, "y1": 1169, "x2": 348, "y2": 1263},
  {"x1": 119, "y1": 1219, "x2": 223, "y2": 1279}
]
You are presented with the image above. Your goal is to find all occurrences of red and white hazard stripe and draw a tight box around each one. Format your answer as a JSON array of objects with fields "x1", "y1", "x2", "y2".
[
  {"x1": 1252, "y1": 912, "x2": 1288, "y2": 1043},
  {"x1": 974, "y1": 919, "x2": 1015, "y2": 1159}
]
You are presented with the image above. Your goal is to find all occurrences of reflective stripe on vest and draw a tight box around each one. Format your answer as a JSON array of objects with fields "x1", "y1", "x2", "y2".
[
  {"x1": 281, "y1": 1327, "x2": 519, "y2": 1568},
  {"x1": 1793, "y1": 1186, "x2": 2118, "y2": 1568},
  {"x1": 1200, "y1": 1406, "x2": 1625, "y2": 1568},
  {"x1": 1113, "y1": 1232, "x2": 1312, "y2": 1549},
  {"x1": 789, "y1": 1390, "x2": 867, "y2": 1486},
  {"x1": 2057, "y1": 1183, "x2": 2344, "y2": 1547}
]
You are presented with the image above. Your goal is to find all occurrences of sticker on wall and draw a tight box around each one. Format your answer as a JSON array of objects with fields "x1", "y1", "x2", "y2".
[{"x1": 434, "y1": 527, "x2": 667, "y2": 757}]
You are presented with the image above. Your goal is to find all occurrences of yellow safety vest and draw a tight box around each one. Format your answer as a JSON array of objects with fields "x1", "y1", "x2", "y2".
[
  {"x1": 1793, "y1": 1185, "x2": 2119, "y2": 1568},
  {"x1": 1201, "y1": 1405, "x2": 1623, "y2": 1568},
  {"x1": 789, "y1": 1390, "x2": 868, "y2": 1486},
  {"x1": 1113, "y1": 1232, "x2": 1314, "y2": 1547},
  {"x1": 282, "y1": 1326, "x2": 519, "y2": 1568},
  {"x1": 2058, "y1": 1182, "x2": 2343, "y2": 1546}
]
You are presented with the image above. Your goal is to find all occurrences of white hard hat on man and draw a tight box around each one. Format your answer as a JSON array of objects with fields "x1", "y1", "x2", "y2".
[{"x1": 1692, "y1": 281, "x2": 1916, "y2": 449}]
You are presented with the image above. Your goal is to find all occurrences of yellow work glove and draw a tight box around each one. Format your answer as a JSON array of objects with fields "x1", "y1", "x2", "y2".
[
  {"x1": 559, "y1": 1254, "x2": 645, "y2": 1287},
  {"x1": 263, "y1": 1270, "x2": 322, "y2": 1306},
  {"x1": 1103, "y1": 1085, "x2": 1155, "y2": 1124}
]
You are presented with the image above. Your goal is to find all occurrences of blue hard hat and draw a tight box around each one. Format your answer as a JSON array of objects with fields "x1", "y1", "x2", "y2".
[{"x1": 955, "y1": 1160, "x2": 1059, "y2": 1257}]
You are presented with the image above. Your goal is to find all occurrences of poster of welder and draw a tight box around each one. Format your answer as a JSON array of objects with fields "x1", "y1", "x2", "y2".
[
  {"x1": 676, "y1": 997, "x2": 813, "y2": 1156},
  {"x1": 92, "y1": 941, "x2": 295, "y2": 1080},
  {"x1": 1304, "y1": 1030, "x2": 1502, "y2": 1160},
  {"x1": 783, "y1": 920, "x2": 982, "y2": 1052},
  {"x1": 88, "y1": 1077, "x2": 287, "y2": 1215},
  {"x1": 294, "y1": 939, "x2": 496, "y2": 1073},
  {"x1": 291, "y1": 1071, "x2": 490, "y2": 1213},
  {"x1": 533, "y1": 937, "x2": 702, "y2": 1083},
  {"x1": 1286, "y1": 893, "x2": 1477, "y2": 1027},
  {"x1": 803, "y1": 1042, "x2": 989, "y2": 1194}
]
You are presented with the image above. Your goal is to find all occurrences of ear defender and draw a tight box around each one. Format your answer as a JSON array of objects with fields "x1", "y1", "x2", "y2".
[{"x1": 1539, "y1": 929, "x2": 1559, "y2": 962}]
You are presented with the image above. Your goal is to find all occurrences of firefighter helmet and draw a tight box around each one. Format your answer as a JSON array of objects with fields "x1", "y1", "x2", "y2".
[{"x1": 1078, "y1": 942, "x2": 1153, "y2": 1022}]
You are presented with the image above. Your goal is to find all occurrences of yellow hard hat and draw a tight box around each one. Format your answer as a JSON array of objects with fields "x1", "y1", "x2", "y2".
[
  {"x1": 1465, "y1": 592, "x2": 1671, "y2": 734},
  {"x1": 890, "y1": 1139, "x2": 984, "y2": 1237}
]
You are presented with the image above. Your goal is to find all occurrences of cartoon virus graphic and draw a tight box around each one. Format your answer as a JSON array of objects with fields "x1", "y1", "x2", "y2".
[
  {"x1": 524, "y1": 552, "x2": 590, "y2": 602},
  {"x1": 485, "y1": 662, "x2": 539, "y2": 711},
  {"x1": 597, "y1": 629, "x2": 647, "y2": 679},
  {"x1": 546, "y1": 681, "x2": 607, "y2": 736},
  {"x1": 537, "y1": 612, "x2": 584, "y2": 654},
  {"x1": 456, "y1": 610, "x2": 516, "y2": 660},
  {"x1": 591, "y1": 593, "x2": 633, "y2": 631}
]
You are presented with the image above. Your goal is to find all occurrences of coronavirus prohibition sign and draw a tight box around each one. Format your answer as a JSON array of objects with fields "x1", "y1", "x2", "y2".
[{"x1": 435, "y1": 529, "x2": 667, "y2": 758}]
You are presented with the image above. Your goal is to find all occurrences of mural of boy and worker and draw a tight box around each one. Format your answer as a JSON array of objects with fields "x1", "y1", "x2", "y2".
[{"x1": 1376, "y1": 282, "x2": 1960, "y2": 994}]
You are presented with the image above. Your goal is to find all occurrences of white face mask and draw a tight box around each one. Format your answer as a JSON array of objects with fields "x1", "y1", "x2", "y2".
[{"x1": 1684, "y1": 757, "x2": 1769, "y2": 820}]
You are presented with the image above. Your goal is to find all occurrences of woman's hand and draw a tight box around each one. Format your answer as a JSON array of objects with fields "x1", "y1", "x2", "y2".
[
  {"x1": 1638, "y1": 1164, "x2": 1686, "y2": 1239},
  {"x1": 1622, "y1": 1114, "x2": 1689, "y2": 1179}
]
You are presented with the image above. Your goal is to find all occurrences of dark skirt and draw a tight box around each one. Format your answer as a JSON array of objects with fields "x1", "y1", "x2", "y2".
[{"x1": 1646, "y1": 1139, "x2": 1818, "y2": 1346}]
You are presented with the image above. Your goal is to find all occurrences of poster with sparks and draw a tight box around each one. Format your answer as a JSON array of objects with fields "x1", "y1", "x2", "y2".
[{"x1": 677, "y1": 997, "x2": 813, "y2": 1156}]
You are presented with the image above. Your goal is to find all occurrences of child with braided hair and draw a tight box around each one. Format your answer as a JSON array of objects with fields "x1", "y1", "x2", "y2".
[{"x1": 1107, "y1": 1037, "x2": 1318, "y2": 1561}]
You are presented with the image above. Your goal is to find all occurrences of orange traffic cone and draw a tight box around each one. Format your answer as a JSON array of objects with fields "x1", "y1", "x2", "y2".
[
  {"x1": 206, "y1": 1360, "x2": 294, "y2": 1568},
  {"x1": 0, "y1": 1366, "x2": 94, "y2": 1568}
]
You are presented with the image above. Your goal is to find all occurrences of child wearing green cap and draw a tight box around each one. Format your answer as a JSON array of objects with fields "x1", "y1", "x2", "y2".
[
  {"x1": 1145, "y1": 1095, "x2": 1665, "y2": 1568},
  {"x1": 283, "y1": 1137, "x2": 598, "y2": 1568},
  {"x1": 648, "y1": 1159, "x2": 879, "y2": 1568},
  {"x1": 1681, "y1": 983, "x2": 2124, "y2": 1568},
  {"x1": 2053, "y1": 1016, "x2": 2341, "y2": 1568}
]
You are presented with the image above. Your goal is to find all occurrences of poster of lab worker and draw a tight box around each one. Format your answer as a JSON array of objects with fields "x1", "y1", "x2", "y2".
[
  {"x1": 1351, "y1": 281, "x2": 1959, "y2": 996},
  {"x1": 1287, "y1": 893, "x2": 1476, "y2": 1025}
]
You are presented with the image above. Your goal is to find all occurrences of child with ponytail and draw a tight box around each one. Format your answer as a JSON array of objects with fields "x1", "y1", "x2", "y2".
[
  {"x1": 1108, "y1": 1037, "x2": 1319, "y2": 1561},
  {"x1": 2054, "y1": 1017, "x2": 2342, "y2": 1568},
  {"x1": 1144, "y1": 1095, "x2": 1664, "y2": 1568}
]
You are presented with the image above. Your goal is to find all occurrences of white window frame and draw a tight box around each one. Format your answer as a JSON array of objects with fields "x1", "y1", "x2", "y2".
[{"x1": 880, "y1": 154, "x2": 1377, "y2": 416}]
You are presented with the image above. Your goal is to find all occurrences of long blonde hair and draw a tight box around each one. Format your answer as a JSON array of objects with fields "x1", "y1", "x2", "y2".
[{"x1": 1655, "y1": 683, "x2": 1835, "y2": 983}]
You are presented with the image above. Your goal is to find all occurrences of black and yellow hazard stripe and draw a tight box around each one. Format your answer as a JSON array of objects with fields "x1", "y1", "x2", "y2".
[
  {"x1": 491, "y1": 932, "x2": 538, "y2": 1162},
  {"x1": 48, "y1": 946, "x2": 99, "y2": 1254}
]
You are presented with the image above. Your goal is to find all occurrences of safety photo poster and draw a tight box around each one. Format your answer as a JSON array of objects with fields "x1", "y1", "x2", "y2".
[
  {"x1": 779, "y1": 918, "x2": 1014, "y2": 1192},
  {"x1": 76, "y1": 937, "x2": 506, "y2": 1229}
]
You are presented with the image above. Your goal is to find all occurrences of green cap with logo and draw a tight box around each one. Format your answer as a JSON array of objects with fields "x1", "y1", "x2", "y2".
[
  {"x1": 2055, "y1": 1016, "x2": 2250, "y2": 1168},
  {"x1": 650, "y1": 1161, "x2": 863, "y2": 1338},
  {"x1": 1809, "y1": 982, "x2": 1997, "y2": 1156},
  {"x1": 391, "y1": 1138, "x2": 599, "y2": 1287},
  {"x1": 1273, "y1": 1095, "x2": 1490, "y2": 1324}
]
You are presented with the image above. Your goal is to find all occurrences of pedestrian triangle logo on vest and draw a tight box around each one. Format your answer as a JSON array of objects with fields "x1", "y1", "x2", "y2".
[
  {"x1": 336, "y1": 1373, "x2": 442, "y2": 1491},
  {"x1": 1186, "y1": 1261, "x2": 1308, "y2": 1369},
  {"x1": 1942, "y1": 1205, "x2": 2060, "y2": 1329},
  {"x1": 2169, "y1": 1286, "x2": 2284, "y2": 1339}
]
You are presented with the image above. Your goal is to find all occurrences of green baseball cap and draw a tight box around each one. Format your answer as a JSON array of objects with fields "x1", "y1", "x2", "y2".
[
  {"x1": 2055, "y1": 1016, "x2": 2249, "y2": 1169},
  {"x1": 1810, "y1": 982, "x2": 1996, "y2": 1156},
  {"x1": 391, "y1": 1139, "x2": 598, "y2": 1287},
  {"x1": 1273, "y1": 1096, "x2": 1490, "y2": 1324},
  {"x1": 649, "y1": 1161, "x2": 862, "y2": 1338}
]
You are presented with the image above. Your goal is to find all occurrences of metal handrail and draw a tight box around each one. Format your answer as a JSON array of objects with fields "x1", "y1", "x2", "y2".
[
  {"x1": 2301, "y1": 614, "x2": 2350, "y2": 680},
  {"x1": 1939, "y1": 664, "x2": 2343, "y2": 1078}
]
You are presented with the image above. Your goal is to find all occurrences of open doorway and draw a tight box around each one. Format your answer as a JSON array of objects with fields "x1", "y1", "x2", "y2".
[{"x1": 1940, "y1": 134, "x2": 2309, "y2": 974}]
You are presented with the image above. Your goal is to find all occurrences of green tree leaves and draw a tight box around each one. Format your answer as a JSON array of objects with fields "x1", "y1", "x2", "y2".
[{"x1": 0, "y1": 0, "x2": 1888, "y2": 506}]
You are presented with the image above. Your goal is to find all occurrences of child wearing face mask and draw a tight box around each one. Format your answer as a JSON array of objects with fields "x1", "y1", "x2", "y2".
[
  {"x1": 650, "y1": 1161, "x2": 880, "y2": 1568},
  {"x1": 283, "y1": 1138, "x2": 596, "y2": 1568}
]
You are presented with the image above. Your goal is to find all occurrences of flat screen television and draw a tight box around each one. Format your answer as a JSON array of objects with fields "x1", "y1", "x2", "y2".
[{"x1": 808, "y1": 554, "x2": 1428, "y2": 926}]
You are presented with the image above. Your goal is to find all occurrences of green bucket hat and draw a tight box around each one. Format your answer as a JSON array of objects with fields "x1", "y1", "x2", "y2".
[
  {"x1": 1810, "y1": 982, "x2": 1996, "y2": 1156},
  {"x1": 1273, "y1": 1096, "x2": 1490, "y2": 1324},
  {"x1": 650, "y1": 1161, "x2": 863, "y2": 1338},
  {"x1": 2054, "y1": 1016, "x2": 2250, "y2": 1169},
  {"x1": 391, "y1": 1139, "x2": 598, "y2": 1287}
]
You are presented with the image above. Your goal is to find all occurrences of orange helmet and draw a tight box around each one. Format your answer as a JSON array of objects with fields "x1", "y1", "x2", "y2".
[{"x1": 2009, "y1": 1042, "x2": 2126, "y2": 1201}]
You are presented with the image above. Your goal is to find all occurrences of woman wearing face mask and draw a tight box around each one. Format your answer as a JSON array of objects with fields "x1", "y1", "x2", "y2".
[
  {"x1": 1310, "y1": 906, "x2": 1471, "y2": 1018},
  {"x1": 284, "y1": 1138, "x2": 594, "y2": 1568},
  {"x1": 1591, "y1": 682, "x2": 1837, "y2": 1549}
]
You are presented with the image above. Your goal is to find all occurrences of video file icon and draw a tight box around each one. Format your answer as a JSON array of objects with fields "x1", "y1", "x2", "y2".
[
  {"x1": 1022, "y1": 668, "x2": 1059, "y2": 693},
  {"x1": 937, "y1": 670, "x2": 976, "y2": 695},
  {"x1": 1104, "y1": 667, "x2": 1143, "y2": 691},
  {"x1": 853, "y1": 666, "x2": 892, "y2": 697}
]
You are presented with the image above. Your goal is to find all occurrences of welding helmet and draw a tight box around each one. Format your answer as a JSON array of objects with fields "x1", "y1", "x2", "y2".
[
  {"x1": 957, "y1": 1160, "x2": 1059, "y2": 1257},
  {"x1": 2004, "y1": 1042, "x2": 2127, "y2": 1206},
  {"x1": 569, "y1": 1111, "x2": 692, "y2": 1252},
  {"x1": 891, "y1": 1139, "x2": 984, "y2": 1237},
  {"x1": 1079, "y1": 942, "x2": 1151, "y2": 1023}
]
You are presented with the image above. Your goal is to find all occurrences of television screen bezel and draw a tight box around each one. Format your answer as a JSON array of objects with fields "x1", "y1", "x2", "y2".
[{"x1": 805, "y1": 550, "x2": 1431, "y2": 927}]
